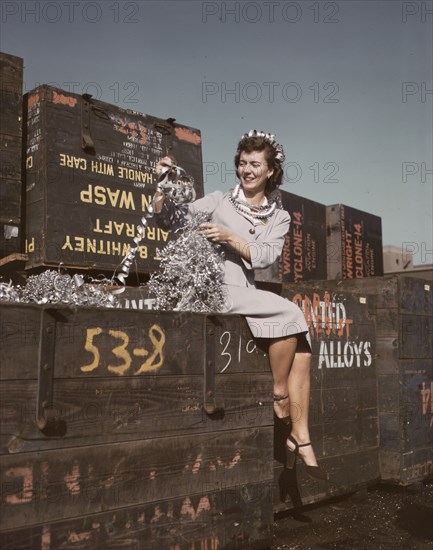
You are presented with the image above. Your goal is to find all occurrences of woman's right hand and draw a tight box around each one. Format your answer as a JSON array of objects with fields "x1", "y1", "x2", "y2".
[{"x1": 152, "y1": 190, "x2": 166, "y2": 213}]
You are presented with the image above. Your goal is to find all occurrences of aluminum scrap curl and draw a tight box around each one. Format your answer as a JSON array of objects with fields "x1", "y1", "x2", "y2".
[
  {"x1": 0, "y1": 270, "x2": 119, "y2": 308},
  {"x1": 112, "y1": 163, "x2": 195, "y2": 287},
  {"x1": 148, "y1": 211, "x2": 228, "y2": 313}
]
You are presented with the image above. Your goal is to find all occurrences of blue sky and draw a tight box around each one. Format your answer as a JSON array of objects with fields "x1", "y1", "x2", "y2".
[{"x1": 1, "y1": 0, "x2": 432, "y2": 264}]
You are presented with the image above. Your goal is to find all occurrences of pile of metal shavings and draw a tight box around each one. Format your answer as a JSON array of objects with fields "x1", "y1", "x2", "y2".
[
  {"x1": 0, "y1": 280, "x2": 20, "y2": 302},
  {"x1": 148, "y1": 211, "x2": 229, "y2": 313},
  {"x1": 0, "y1": 270, "x2": 120, "y2": 308}
]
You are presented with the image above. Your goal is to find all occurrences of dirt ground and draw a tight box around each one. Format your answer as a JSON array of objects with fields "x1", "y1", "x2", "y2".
[{"x1": 270, "y1": 478, "x2": 433, "y2": 550}]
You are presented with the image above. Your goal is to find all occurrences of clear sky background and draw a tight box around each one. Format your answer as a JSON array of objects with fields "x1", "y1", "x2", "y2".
[{"x1": 1, "y1": 0, "x2": 432, "y2": 264}]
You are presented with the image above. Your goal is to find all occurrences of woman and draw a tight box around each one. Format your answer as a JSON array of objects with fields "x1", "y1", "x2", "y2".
[{"x1": 153, "y1": 130, "x2": 328, "y2": 481}]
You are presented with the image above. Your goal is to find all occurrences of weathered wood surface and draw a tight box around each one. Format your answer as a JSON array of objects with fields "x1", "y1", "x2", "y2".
[
  {"x1": 273, "y1": 283, "x2": 380, "y2": 509},
  {"x1": 1, "y1": 428, "x2": 273, "y2": 531},
  {"x1": 0, "y1": 53, "x2": 23, "y2": 92},
  {"x1": 326, "y1": 204, "x2": 383, "y2": 280},
  {"x1": 0, "y1": 304, "x2": 274, "y2": 548},
  {"x1": 0, "y1": 303, "x2": 273, "y2": 454},
  {"x1": 0, "y1": 53, "x2": 23, "y2": 258},
  {"x1": 309, "y1": 275, "x2": 432, "y2": 485},
  {"x1": 24, "y1": 85, "x2": 204, "y2": 274},
  {"x1": 0, "y1": 304, "x2": 269, "y2": 380},
  {"x1": 0, "y1": 176, "x2": 22, "y2": 221},
  {"x1": 281, "y1": 283, "x2": 376, "y2": 377},
  {"x1": 81, "y1": 281, "x2": 382, "y2": 507},
  {"x1": 0, "y1": 373, "x2": 272, "y2": 454},
  {"x1": 0, "y1": 94, "x2": 22, "y2": 138},
  {"x1": 0, "y1": 482, "x2": 272, "y2": 550},
  {"x1": 255, "y1": 190, "x2": 327, "y2": 284}
]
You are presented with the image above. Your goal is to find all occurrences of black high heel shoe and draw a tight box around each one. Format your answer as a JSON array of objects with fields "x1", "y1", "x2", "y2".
[
  {"x1": 273, "y1": 394, "x2": 291, "y2": 425},
  {"x1": 285, "y1": 433, "x2": 329, "y2": 481}
]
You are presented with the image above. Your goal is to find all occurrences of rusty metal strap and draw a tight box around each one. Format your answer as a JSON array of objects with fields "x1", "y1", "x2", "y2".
[
  {"x1": 81, "y1": 93, "x2": 95, "y2": 153},
  {"x1": 36, "y1": 308, "x2": 66, "y2": 436},
  {"x1": 203, "y1": 317, "x2": 224, "y2": 416}
]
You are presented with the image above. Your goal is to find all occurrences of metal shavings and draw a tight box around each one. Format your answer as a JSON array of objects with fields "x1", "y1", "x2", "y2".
[
  {"x1": 0, "y1": 270, "x2": 119, "y2": 308},
  {"x1": 0, "y1": 280, "x2": 20, "y2": 302},
  {"x1": 148, "y1": 211, "x2": 228, "y2": 313},
  {"x1": 112, "y1": 163, "x2": 195, "y2": 287}
]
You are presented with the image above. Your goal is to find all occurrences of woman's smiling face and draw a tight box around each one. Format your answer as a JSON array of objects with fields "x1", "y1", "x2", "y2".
[{"x1": 237, "y1": 150, "x2": 274, "y2": 196}]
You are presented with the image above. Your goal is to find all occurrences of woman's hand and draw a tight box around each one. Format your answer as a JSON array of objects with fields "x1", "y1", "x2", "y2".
[
  {"x1": 199, "y1": 223, "x2": 252, "y2": 261},
  {"x1": 199, "y1": 223, "x2": 232, "y2": 243},
  {"x1": 152, "y1": 190, "x2": 168, "y2": 213}
]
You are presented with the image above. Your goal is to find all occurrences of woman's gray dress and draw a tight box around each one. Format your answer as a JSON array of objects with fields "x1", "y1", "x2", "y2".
[{"x1": 156, "y1": 190, "x2": 309, "y2": 341}]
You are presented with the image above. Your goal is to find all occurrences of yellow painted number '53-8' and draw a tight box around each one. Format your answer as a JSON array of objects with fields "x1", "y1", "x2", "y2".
[{"x1": 81, "y1": 324, "x2": 165, "y2": 375}]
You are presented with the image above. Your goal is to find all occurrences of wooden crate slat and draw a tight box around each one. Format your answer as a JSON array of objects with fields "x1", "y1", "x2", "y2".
[
  {"x1": 0, "y1": 304, "x2": 269, "y2": 380},
  {"x1": 400, "y1": 313, "x2": 433, "y2": 358},
  {"x1": 0, "y1": 53, "x2": 23, "y2": 92},
  {"x1": 0, "y1": 427, "x2": 273, "y2": 531},
  {"x1": 0, "y1": 53, "x2": 23, "y2": 258},
  {"x1": 0, "y1": 177, "x2": 22, "y2": 221},
  {"x1": 399, "y1": 276, "x2": 433, "y2": 313},
  {"x1": 0, "y1": 91, "x2": 22, "y2": 136},
  {"x1": 0, "y1": 482, "x2": 273, "y2": 550},
  {"x1": 0, "y1": 373, "x2": 272, "y2": 454}
]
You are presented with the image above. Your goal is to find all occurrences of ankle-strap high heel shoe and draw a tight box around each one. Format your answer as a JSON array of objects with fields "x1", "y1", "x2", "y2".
[
  {"x1": 273, "y1": 394, "x2": 291, "y2": 425},
  {"x1": 286, "y1": 434, "x2": 329, "y2": 481}
]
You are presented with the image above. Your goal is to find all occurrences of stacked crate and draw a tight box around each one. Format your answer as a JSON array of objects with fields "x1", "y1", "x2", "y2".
[
  {"x1": 255, "y1": 194, "x2": 383, "y2": 285},
  {"x1": 23, "y1": 85, "x2": 204, "y2": 276},
  {"x1": 320, "y1": 275, "x2": 432, "y2": 485},
  {"x1": 0, "y1": 52, "x2": 23, "y2": 258},
  {"x1": 273, "y1": 282, "x2": 379, "y2": 509},
  {"x1": 278, "y1": 192, "x2": 327, "y2": 283},
  {"x1": 326, "y1": 204, "x2": 384, "y2": 280},
  {"x1": 255, "y1": 191, "x2": 327, "y2": 285}
]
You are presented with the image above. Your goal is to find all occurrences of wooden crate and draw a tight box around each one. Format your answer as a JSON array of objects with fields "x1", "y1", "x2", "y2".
[
  {"x1": 255, "y1": 191, "x2": 327, "y2": 285},
  {"x1": 77, "y1": 282, "x2": 381, "y2": 511},
  {"x1": 0, "y1": 303, "x2": 274, "y2": 549},
  {"x1": 274, "y1": 282, "x2": 379, "y2": 510},
  {"x1": 0, "y1": 52, "x2": 23, "y2": 258},
  {"x1": 317, "y1": 275, "x2": 433, "y2": 485},
  {"x1": 326, "y1": 204, "x2": 383, "y2": 280},
  {"x1": 23, "y1": 85, "x2": 204, "y2": 275},
  {"x1": 110, "y1": 283, "x2": 155, "y2": 310}
]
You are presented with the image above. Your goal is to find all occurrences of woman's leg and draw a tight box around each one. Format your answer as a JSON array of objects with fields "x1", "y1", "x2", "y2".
[{"x1": 269, "y1": 335, "x2": 319, "y2": 467}]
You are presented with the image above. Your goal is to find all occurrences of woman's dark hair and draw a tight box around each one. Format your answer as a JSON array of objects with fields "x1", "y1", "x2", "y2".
[{"x1": 234, "y1": 136, "x2": 284, "y2": 195}]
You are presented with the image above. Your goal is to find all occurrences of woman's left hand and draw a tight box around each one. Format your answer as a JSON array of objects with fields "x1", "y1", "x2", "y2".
[
  {"x1": 199, "y1": 223, "x2": 232, "y2": 243},
  {"x1": 199, "y1": 223, "x2": 251, "y2": 261}
]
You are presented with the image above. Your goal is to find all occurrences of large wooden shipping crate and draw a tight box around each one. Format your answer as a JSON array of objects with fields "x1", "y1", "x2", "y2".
[
  {"x1": 326, "y1": 204, "x2": 383, "y2": 280},
  {"x1": 23, "y1": 85, "x2": 204, "y2": 275},
  {"x1": 83, "y1": 282, "x2": 381, "y2": 509},
  {"x1": 321, "y1": 275, "x2": 433, "y2": 485},
  {"x1": 278, "y1": 192, "x2": 327, "y2": 283},
  {"x1": 274, "y1": 283, "x2": 379, "y2": 510},
  {"x1": 0, "y1": 303, "x2": 274, "y2": 549},
  {"x1": 255, "y1": 191, "x2": 327, "y2": 285},
  {"x1": 0, "y1": 52, "x2": 23, "y2": 258}
]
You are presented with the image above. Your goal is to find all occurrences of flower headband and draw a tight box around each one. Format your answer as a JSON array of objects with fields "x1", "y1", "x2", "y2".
[{"x1": 240, "y1": 129, "x2": 285, "y2": 163}]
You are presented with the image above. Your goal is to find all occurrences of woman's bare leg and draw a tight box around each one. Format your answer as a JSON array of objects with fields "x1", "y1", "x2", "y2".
[
  {"x1": 269, "y1": 335, "x2": 297, "y2": 405},
  {"x1": 269, "y1": 335, "x2": 319, "y2": 467}
]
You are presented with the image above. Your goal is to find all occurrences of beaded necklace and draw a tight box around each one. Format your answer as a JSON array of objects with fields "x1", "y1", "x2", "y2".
[{"x1": 228, "y1": 185, "x2": 277, "y2": 225}]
